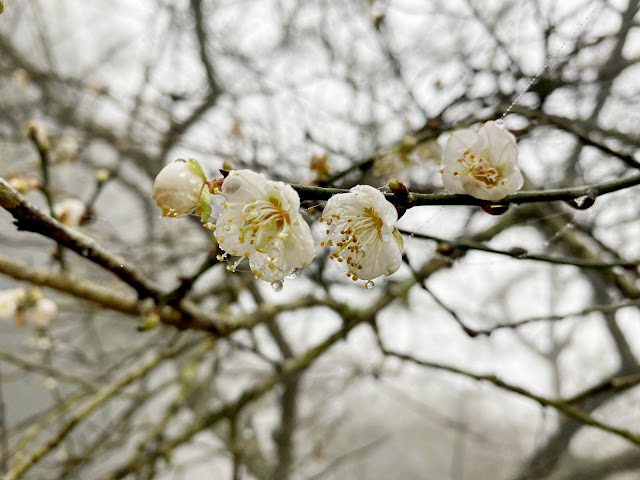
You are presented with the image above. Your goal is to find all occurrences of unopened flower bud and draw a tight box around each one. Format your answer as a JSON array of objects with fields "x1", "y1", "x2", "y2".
[
  {"x1": 53, "y1": 198, "x2": 87, "y2": 228},
  {"x1": 151, "y1": 158, "x2": 211, "y2": 222},
  {"x1": 34, "y1": 298, "x2": 58, "y2": 328},
  {"x1": 95, "y1": 169, "x2": 111, "y2": 184},
  {"x1": 42, "y1": 377, "x2": 58, "y2": 390},
  {"x1": 8, "y1": 175, "x2": 41, "y2": 193},
  {"x1": 28, "y1": 121, "x2": 50, "y2": 152},
  {"x1": 138, "y1": 311, "x2": 160, "y2": 331}
]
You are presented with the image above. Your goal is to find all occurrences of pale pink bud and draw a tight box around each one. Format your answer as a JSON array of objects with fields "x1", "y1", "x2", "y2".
[{"x1": 34, "y1": 298, "x2": 58, "y2": 328}]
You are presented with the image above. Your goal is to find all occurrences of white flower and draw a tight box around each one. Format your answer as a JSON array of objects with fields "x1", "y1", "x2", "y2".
[
  {"x1": 441, "y1": 121, "x2": 523, "y2": 201},
  {"x1": 214, "y1": 170, "x2": 315, "y2": 283},
  {"x1": 151, "y1": 158, "x2": 211, "y2": 222},
  {"x1": 53, "y1": 198, "x2": 86, "y2": 227},
  {"x1": 34, "y1": 298, "x2": 58, "y2": 328},
  {"x1": 0, "y1": 288, "x2": 26, "y2": 319},
  {"x1": 320, "y1": 185, "x2": 403, "y2": 281}
]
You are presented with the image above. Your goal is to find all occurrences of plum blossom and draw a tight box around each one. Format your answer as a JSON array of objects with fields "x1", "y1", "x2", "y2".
[
  {"x1": 441, "y1": 121, "x2": 523, "y2": 201},
  {"x1": 151, "y1": 158, "x2": 211, "y2": 222},
  {"x1": 320, "y1": 185, "x2": 403, "y2": 281},
  {"x1": 214, "y1": 170, "x2": 315, "y2": 284},
  {"x1": 54, "y1": 198, "x2": 87, "y2": 227}
]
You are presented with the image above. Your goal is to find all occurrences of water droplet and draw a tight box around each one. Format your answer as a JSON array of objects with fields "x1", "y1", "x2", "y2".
[
  {"x1": 509, "y1": 247, "x2": 528, "y2": 259},
  {"x1": 481, "y1": 203, "x2": 510, "y2": 215},
  {"x1": 286, "y1": 268, "x2": 300, "y2": 279},
  {"x1": 568, "y1": 191, "x2": 597, "y2": 210},
  {"x1": 494, "y1": 119, "x2": 505, "y2": 128},
  {"x1": 119, "y1": 264, "x2": 123, "y2": 268},
  {"x1": 365, "y1": 280, "x2": 375, "y2": 289},
  {"x1": 271, "y1": 280, "x2": 283, "y2": 292},
  {"x1": 436, "y1": 242, "x2": 456, "y2": 256}
]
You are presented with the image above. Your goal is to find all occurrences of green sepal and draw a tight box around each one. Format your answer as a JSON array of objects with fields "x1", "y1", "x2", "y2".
[
  {"x1": 198, "y1": 187, "x2": 211, "y2": 223},
  {"x1": 137, "y1": 314, "x2": 160, "y2": 331},
  {"x1": 185, "y1": 157, "x2": 207, "y2": 181}
]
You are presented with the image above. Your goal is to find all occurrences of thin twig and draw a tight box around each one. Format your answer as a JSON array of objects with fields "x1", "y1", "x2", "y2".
[
  {"x1": 383, "y1": 349, "x2": 640, "y2": 447},
  {"x1": 0, "y1": 350, "x2": 98, "y2": 392},
  {"x1": 3, "y1": 339, "x2": 197, "y2": 480},
  {"x1": 293, "y1": 172, "x2": 640, "y2": 207},
  {"x1": 27, "y1": 124, "x2": 66, "y2": 269},
  {"x1": 475, "y1": 299, "x2": 640, "y2": 336},
  {"x1": 401, "y1": 230, "x2": 638, "y2": 270}
]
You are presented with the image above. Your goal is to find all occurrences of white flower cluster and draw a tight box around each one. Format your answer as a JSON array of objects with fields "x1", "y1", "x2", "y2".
[
  {"x1": 0, "y1": 288, "x2": 58, "y2": 328},
  {"x1": 151, "y1": 122, "x2": 523, "y2": 288}
]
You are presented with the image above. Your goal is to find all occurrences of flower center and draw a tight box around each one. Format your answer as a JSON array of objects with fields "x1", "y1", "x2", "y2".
[
  {"x1": 363, "y1": 206, "x2": 384, "y2": 239},
  {"x1": 239, "y1": 196, "x2": 291, "y2": 252},
  {"x1": 454, "y1": 149, "x2": 504, "y2": 188},
  {"x1": 320, "y1": 205, "x2": 383, "y2": 280}
]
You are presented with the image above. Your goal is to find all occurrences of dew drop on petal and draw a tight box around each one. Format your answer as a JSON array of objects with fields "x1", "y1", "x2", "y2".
[
  {"x1": 271, "y1": 280, "x2": 283, "y2": 292},
  {"x1": 286, "y1": 268, "x2": 300, "y2": 279},
  {"x1": 494, "y1": 119, "x2": 505, "y2": 128},
  {"x1": 365, "y1": 280, "x2": 375, "y2": 289}
]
